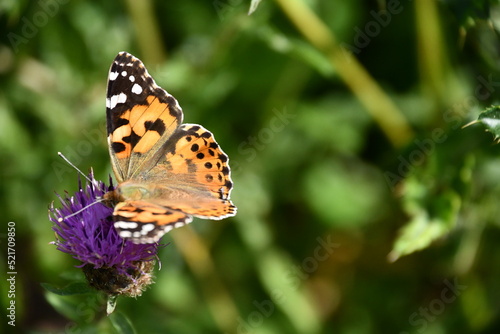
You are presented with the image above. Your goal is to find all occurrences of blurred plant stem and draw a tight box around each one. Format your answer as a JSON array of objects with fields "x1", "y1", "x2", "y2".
[
  {"x1": 275, "y1": 0, "x2": 414, "y2": 147},
  {"x1": 124, "y1": 0, "x2": 166, "y2": 65},
  {"x1": 415, "y1": 0, "x2": 451, "y2": 111},
  {"x1": 172, "y1": 227, "x2": 240, "y2": 333}
]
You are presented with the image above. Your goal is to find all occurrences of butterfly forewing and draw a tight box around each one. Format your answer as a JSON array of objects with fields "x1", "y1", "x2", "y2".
[{"x1": 106, "y1": 52, "x2": 183, "y2": 182}]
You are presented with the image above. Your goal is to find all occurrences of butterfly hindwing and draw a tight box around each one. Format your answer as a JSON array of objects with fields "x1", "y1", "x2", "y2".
[
  {"x1": 139, "y1": 124, "x2": 235, "y2": 217},
  {"x1": 166, "y1": 124, "x2": 233, "y2": 200},
  {"x1": 113, "y1": 201, "x2": 192, "y2": 244}
]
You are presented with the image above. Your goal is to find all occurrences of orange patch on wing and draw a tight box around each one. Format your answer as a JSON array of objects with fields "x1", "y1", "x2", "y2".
[
  {"x1": 131, "y1": 97, "x2": 171, "y2": 131},
  {"x1": 111, "y1": 112, "x2": 132, "y2": 140},
  {"x1": 114, "y1": 201, "x2": 189, "y2": 226},
  {"x1": 130, "y1": 96, "x2": 179, "y2": 154},
  {"x1": 114, "y1": 147, "x2": 131, "y2": 160},
  {"x1": 133, "y1": 131, "x2": 162, "y2": 154},
  {"x1": 163, "y1": 153, "x2": 192, "y2": 174},
  {"x1": 165, "y1": 199, "x2": 236, "y2": 219},
  {"x1": 155, "y1": 210, "x2": 188, "y2": 226},
  {"x1": 128, "y1": 104, "x2": 148, "y2": 129}
]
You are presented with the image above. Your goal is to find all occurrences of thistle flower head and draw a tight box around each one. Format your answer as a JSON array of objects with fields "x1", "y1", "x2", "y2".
[{"x1": 49, "y1": 172, "x2": 158, "y2": 297}]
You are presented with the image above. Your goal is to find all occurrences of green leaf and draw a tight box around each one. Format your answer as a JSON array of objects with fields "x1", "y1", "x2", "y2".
[
  {"x1": 468, "y1": 105, "x2": 500, "y2": 141},
  {"x1": 44, "y1": 292, "x2": 81, "y2": 321},
  {"x1": 248, "y1": 0, "x2": 262, "y2": 15},
  {"x1": 44, "y1": 289, "x2": 105, "y2": 322},
  {"x1": 41, "y1": 282, "x2": 94, "y2": 296},
  {"x1": 109, "y1": 312, "x2": 137, "y2": 334},
  {"x1": 389, "y1": 183, "x2": 461, "y2": 262}
]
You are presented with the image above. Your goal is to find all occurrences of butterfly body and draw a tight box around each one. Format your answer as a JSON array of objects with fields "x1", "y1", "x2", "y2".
[{"x1": 105, "y1": 52, "x2": 236, "y2": 244}]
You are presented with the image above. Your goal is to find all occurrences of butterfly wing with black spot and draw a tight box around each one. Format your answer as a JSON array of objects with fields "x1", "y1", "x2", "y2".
[{"x1": 106, "y1": 52, "x2": 183, "y2": 182}]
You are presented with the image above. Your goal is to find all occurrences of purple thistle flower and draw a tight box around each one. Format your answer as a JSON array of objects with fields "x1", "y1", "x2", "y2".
[{"x1": 49, "y1": 171, "x2": 158, "y2": 297}]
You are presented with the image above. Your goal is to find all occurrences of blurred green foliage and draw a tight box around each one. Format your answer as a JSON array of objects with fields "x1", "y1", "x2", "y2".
[{"x1": 2, "y1": 0, "x2": 500, "y2": 333}]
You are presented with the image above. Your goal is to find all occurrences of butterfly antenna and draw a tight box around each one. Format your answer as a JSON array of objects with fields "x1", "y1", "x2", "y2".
[
  {"x1": 57, "y1": 198, "x2": 105, "y2": 222},
  {"x1": 58, "y1": 152, "x2": 99, "y2": 187}
]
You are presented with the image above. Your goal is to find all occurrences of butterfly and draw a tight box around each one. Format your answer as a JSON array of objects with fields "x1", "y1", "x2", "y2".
[{"x1": 103, "y1": 52, "x2": 236, "y2": 244}]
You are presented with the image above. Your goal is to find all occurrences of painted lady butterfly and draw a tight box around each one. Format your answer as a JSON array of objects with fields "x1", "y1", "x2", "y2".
[{"x1": 103, "y1": 52, "x2": 236, "y2": 244}]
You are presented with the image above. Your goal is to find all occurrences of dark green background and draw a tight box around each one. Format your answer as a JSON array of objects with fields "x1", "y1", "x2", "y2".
[{"x1": 2, "y1": 0, "x2": 500, "y2": 333}]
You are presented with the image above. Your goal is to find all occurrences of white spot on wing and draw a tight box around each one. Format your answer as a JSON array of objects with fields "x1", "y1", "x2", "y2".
[
  {"x1": 131, "y1": 83, "x2": 143, "y2": 95},
  {"x1": 109, "y1": 71, "x2": 119, "y2": 81},
  {"x1": 129, "y1": 75, "x2": 135, "y2": 82},
  {"x1": 115, "y1": 221, "x2": 138, "y2": 229},
  {"x1": 141, "y1": 224, "x2": 155, "y2": 232},
  {"x1": 108, "y1": 93, "x2": 127, "y2": 109},
  {"x1": 163, "y1": 225, "x2": 174, "y2": 233},
  {"x1": 120, "y1": 231, "x2": 132, "y2": 238},
  {"x1": 121, "y1": 70, "x2": 127, "y2": 76}
]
